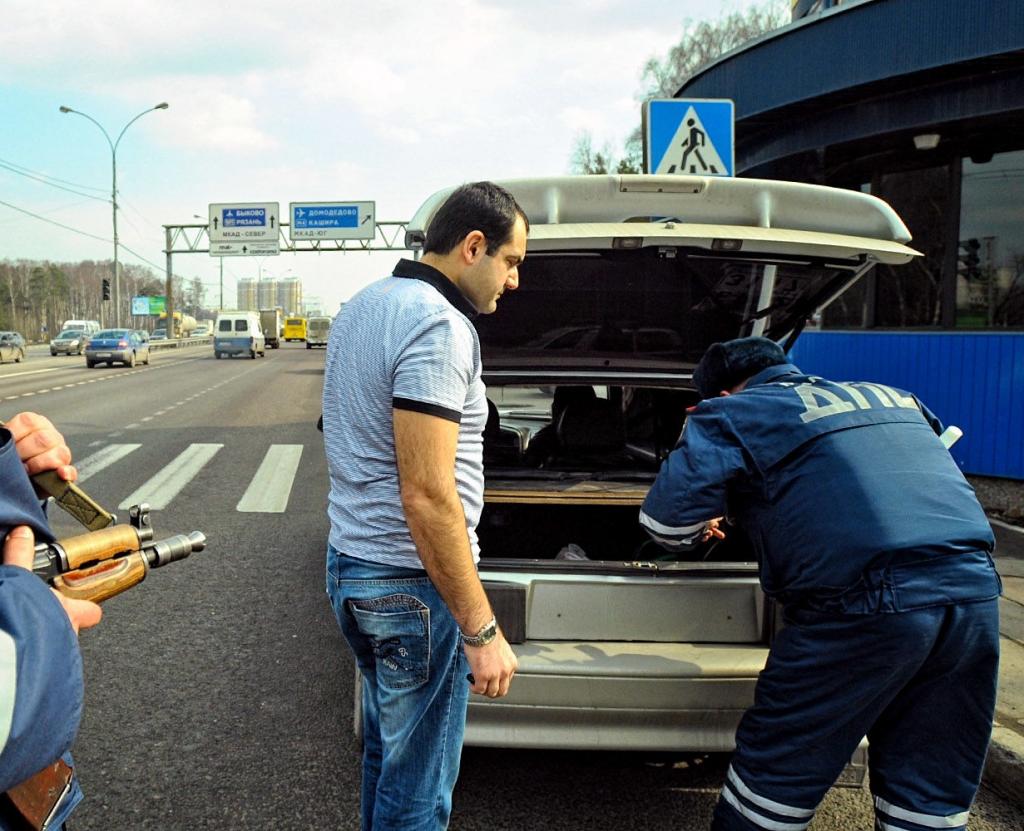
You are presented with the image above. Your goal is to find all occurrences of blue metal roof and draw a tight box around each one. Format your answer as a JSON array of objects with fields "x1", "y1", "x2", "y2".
[
  {"x1": 682, "y1": 0, "x2": 1024, "y2": 122},
  {"x1": 679, "y1": 0, "x2": 1024, "y2": 175}
]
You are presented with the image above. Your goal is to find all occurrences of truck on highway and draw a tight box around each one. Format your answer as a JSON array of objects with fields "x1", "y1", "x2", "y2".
[
  {"x1": 157, "y1": 311, "x2": 198, "y2": 338},
  {"x1": 260, "y1": 309, "x2": 282, "y2": 349},
  {"x1": 305, "y1": 315, "x2": 331, "y2": 349}
]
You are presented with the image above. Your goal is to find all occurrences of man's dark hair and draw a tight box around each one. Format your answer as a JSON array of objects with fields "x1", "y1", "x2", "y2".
[
  {"x1": 423, "y1": 181, "x2": 529, "y2": 256},
  {"x1": 693, "y1": 336, "x2": 788, "y2": 400}
]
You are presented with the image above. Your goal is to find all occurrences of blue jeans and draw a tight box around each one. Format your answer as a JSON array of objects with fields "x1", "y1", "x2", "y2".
[{"x1": 326, "y1": 545, "x2": 469, "y2": 831}]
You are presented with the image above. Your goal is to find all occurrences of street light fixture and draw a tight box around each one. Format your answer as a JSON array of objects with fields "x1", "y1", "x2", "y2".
[{"x1": 59, "y1": 102, "x2": 169, "y2": 327}]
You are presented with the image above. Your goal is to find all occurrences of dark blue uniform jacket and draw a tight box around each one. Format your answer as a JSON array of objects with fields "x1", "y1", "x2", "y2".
[
  {"x1": 640, "y1": 364, "x2": 1000, "y2": 611},
  {"x1": 0, "y1": 427, "x2": 84, "y2": 822}
]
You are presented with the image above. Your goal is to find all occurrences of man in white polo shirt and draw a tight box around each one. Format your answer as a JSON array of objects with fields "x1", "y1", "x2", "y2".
[{"x1": 323, "y1": 181, "x2": 526, "y2": 830}]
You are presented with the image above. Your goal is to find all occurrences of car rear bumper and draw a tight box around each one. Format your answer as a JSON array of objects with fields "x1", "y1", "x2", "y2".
[
  {"x1": 85, "y1": 349, "x2": 129, "y2": 362},
  {"x1": 214, "y1": 338, "x2": 255, "y2": 355},
  {"x1": 464, "y1": 641, "x2": 767, "y2": 751}
]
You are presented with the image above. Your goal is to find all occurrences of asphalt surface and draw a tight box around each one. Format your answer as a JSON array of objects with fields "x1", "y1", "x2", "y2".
[{"x1": 2, "y1": 343, "x2": 1022, "y2": 830}]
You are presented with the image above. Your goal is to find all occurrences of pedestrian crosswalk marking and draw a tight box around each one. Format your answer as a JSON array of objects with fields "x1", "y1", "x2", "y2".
[
  {"x1": 76, "y1": 441, "x2": 312, "y2": 514},
  {"x1": 118, "y1": 443, "x2": 223, "y2": 509},
  {"x1": 77, "y1": 444, "x2": 142, "y2": 482},
  {"x1": 236, "y1": 445, "x2": 304, "y2": 513}
]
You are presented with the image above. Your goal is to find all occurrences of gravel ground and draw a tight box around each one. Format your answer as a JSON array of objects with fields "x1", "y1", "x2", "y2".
[{"x1": 969, "y1": 476, "x2": 1024, "y2": 527}]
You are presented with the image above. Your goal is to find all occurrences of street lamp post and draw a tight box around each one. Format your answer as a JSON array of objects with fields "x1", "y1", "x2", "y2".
[{"x1": 59, "y1": 102, "x2": 169, "y2": 327}]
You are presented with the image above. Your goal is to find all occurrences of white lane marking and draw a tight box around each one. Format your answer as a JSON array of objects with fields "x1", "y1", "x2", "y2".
[
  {"x1": 0, "y1": 367, "x2": 63, "y2": 379},
  {"x1": 236, "y1": 445, "x2": 303, "y2": 513},
  {"x1": 118, "y1": 443, "x2": 223, "y2": 510},
  {"x1": 77, "y1": 444, "x2": 142, "y2": 482}
]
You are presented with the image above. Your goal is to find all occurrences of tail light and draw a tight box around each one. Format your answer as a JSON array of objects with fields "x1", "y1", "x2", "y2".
[{"x1": 118, "y1": 340, "x2": 128, "y2": 348}]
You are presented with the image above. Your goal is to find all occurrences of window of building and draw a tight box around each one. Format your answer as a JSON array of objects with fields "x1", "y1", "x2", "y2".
[
  {"x1": 870, "y1": 165, "x2": 952, "y2": 327},
  {"x1": 957, "y1": 150, "x2": 1024, "y2": 328}
]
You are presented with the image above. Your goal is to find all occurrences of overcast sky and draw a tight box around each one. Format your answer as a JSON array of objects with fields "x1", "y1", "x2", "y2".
[{"x1": 0, "y1": 0, "x2": 773, "y2": 314}]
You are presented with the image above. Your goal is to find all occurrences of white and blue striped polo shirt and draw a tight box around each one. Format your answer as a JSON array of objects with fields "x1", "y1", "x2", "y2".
[{"x1": 322, "y1": 259, "x2": 488, "y2": 569}]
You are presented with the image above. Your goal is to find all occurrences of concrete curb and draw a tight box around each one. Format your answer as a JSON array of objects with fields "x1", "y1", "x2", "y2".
[{"x1": 984, "y1": 726, "x2": 1024, "y2": 807}]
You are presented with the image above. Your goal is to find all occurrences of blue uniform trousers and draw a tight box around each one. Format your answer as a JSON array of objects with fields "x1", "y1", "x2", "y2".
[{"x1": 712, "y1": 598, "x2": 999, "y2": 831}]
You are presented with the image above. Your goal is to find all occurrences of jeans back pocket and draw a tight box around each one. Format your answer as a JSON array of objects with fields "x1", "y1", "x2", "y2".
[{"x1": 348, "y1": 594, "x2": 430, "y2": 690}]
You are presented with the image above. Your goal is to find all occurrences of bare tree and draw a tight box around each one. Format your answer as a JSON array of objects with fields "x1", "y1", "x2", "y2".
[{"x1": 570, "y1": 1, "x2": 788, "y2": 174}]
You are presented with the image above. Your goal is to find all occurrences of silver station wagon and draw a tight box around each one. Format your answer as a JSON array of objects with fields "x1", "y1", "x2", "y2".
[{"x1": 356, "y1": 175, "x2": 918, "y2": 758}]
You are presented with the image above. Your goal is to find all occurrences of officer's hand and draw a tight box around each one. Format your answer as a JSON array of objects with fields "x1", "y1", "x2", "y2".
[
  {"x1": 701, "y1": 518, "x2": 726, "y2": 542},
  {"x1": 3, "y1": 526, "x2": 101, "y2": 635},
  {"x1": 5, "y1": 411, "x2": 77, "y2": 481},
  {"x1": 464, "y1": 631, "x2": 518, "y2": 699}
]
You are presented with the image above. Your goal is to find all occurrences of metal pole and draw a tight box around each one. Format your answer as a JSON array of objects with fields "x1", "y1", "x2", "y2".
[
  {"x1": 111, "y1": 149, "x2": 120, "y2": 326},
  {"x1": 220, "y1": 257, "x2": 224, "y2": 311},
  {"x1": 165, "y1": 226, "x2": 174, "y2": 339},
  {"x1": 59, "y1": 103, "x2": 168, "y2": 328}
]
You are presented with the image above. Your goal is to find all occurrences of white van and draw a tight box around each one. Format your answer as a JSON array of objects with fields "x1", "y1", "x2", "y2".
[
  {"x1": 305, "y1": 316, "x2": 332, "y2": 349},
  {"x1": 213, "y1": 311, "x2": 266, "y2": 359},
  {"x1": 61, "y1": 319, "x2": 101, "y2": 336}
]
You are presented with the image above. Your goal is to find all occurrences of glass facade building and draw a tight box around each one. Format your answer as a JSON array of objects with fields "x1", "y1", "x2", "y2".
[{"x1": 678, "y1": 0, "x2": 1024, "y2": 477}]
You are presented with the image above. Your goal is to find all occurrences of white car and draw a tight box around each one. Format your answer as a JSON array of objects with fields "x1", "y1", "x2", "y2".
[{"x1": 367, "y1": 175, "x2": 917, "y2": 757}]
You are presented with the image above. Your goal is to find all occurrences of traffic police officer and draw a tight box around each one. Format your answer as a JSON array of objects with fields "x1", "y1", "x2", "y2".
[{"x1": 639, "y1": 337, "x2": 1001, "y2": 831}]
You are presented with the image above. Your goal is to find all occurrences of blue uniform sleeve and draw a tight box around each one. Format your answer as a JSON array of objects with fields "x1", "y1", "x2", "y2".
[
  {"x1": 640, "y1": 405, "x2": 750, "y2": 551},
  {"x1": 0, "y1": 427, "x2": 83, "y2": 793},
  {"x1": 0, "y1": 567, "x2": 84, "y2": 792}
]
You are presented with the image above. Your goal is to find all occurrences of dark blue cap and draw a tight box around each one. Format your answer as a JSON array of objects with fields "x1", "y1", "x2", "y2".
[{"x1": 693, "y1": 336, "x2": 787, "y2": 399}]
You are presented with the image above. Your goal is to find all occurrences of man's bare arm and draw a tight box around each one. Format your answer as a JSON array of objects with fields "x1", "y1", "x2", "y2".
[{"x1": 393, "y1": 408, "x2": 517, "y2": 697}]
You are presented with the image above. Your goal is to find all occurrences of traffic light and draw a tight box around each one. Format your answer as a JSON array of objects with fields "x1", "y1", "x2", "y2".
[
  {"x1": 957, "y1": 238, "x2": 981, "y2": 281},
  {"x1": 102, "y1": 278, "x2": 111, "y2": 300}
]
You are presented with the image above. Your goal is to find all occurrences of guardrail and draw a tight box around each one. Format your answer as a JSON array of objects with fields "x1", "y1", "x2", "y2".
[{"x1": 148, "y1": 335, "x2": 212, "y2": 352}]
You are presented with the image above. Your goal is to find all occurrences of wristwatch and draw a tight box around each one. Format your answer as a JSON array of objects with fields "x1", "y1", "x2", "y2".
[{"x1": 461, "y1": 616, "x2": 498, "y2": 648}]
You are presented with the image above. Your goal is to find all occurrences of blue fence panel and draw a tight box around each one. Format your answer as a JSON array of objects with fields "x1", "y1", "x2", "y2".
[{"x1": 789, "y1": 331, "x2": 1024, "y2": 480}]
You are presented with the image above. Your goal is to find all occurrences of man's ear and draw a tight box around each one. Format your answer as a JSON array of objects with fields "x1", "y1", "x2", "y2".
[{"x1": 461, "y1": 230, "x2": 486, "y2": 264}]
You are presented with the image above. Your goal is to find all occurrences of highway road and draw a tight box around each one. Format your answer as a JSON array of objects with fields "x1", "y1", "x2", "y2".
[{"x1": 1, "y1": 343, "x2": 1020, "y2": 830}]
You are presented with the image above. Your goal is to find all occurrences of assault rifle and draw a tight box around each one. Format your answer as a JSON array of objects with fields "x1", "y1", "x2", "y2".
[
  {"x1": 3, "y1": 466, "x2": 205, "y2": 829},
  {"x1": 32, "y1": 502, "x2": 206, "y2": 602}
]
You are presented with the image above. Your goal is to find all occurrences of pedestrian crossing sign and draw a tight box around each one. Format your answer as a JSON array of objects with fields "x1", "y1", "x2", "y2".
[{"x1": 643, "y1": 99, "x2": 735, "y2": 177}]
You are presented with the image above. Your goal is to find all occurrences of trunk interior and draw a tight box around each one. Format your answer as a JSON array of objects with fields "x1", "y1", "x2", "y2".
[
  {"x1": 479, "y1": 383, "x2": 754, "y2": 564},
  {"x1": 477, "y1": 499, "x2": 753, "y2": 563}
]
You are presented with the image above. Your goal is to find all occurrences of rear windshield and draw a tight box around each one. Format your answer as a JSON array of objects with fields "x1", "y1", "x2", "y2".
[
  {"x1": 217, "y1": 319, "x2": 249, "y2": 332},
  {"x1": 94, "y1": 330, "x2": 126, "y2": 339},
  {"x1": 286, "y1": 318, "x2": 303, "y2": 326},
  {"x1": 474, "y1": 249, "x2": 857, "y2": 365}
]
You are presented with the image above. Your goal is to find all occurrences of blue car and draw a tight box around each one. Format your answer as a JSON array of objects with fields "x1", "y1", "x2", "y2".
[{"x1": 84, "y1": 329, "x2": 151, "y2": 368}]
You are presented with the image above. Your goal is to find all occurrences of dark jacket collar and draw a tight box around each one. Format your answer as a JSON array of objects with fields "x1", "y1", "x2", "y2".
[
  {"x1": 745, "y1": 362, "x2": 803, "y2": 388},
  {"x1": 393, "y1": 259, "x2": 477, "y2": 319}
]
